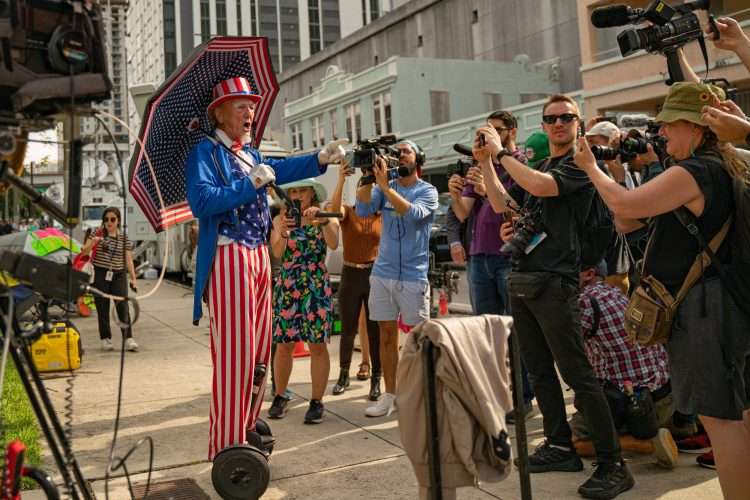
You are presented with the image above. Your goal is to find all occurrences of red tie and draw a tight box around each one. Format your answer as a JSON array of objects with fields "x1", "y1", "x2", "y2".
[{"x1": 231, "y1": 139, "x2": 243, "y2": 153}]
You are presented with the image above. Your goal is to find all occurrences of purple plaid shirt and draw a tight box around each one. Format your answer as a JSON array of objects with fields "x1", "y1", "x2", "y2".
[{"x1": 579, "y1": 281, "x2": 670, "y2": 392}]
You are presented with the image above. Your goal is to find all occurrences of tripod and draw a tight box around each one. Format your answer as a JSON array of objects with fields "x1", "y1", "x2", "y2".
[{"x1": 0, "y1": 291, "x2": 92, "y2": 500}]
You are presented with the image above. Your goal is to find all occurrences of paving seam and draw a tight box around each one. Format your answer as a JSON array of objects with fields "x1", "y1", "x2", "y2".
[{"x1": 287, "y1": 390, "x2": 406, "y2": 450}]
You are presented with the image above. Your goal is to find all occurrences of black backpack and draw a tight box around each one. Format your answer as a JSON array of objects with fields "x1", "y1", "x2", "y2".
[{"x1": 579, "y1": 180, "x2": 615, "y2": 269}]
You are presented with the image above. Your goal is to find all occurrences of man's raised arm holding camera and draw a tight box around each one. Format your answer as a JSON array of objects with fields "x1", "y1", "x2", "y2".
[{"x1": 475, "y1": 95, "x2": 635, "y2": 499}]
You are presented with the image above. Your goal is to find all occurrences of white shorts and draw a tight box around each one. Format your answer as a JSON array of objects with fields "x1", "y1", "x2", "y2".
[{"x1": 368, "y1": 276, "x2": 430, "y2": 327}]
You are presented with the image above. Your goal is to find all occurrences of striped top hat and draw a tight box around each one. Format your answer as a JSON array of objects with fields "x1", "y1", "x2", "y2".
[{"x1": 207, "y1": 77, "x2": 262, "y2": 117}]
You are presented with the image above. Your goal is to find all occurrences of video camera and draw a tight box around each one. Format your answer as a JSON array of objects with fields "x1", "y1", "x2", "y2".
[
  {"x1": 0, "y1": 1, "x2": 112, "y2": 312},
  {"x1": 0, "y1": 0, "x2": 111, "y2": 228},
  {"x1": 591, "y1": 0, "x2": 712, "y2": 84},
  {"x1": 0, "y1": 0, "x2": 111, "y2": 124},
  {"x1": 448, "y1": 143, "x2": 474, "y2": 177},
  {"x1": 348, "y1": 134, "x2": 402, "y2": 185}
]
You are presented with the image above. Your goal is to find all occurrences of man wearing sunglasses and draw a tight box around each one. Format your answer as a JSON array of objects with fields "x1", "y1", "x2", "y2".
[{"x1": 475, "y1": 95, "x2": 634, "y2": 499}]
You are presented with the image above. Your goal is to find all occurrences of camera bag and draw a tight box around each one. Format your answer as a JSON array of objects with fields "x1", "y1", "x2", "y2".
[{"x1": 624, "y1": 216, "x2": 731, "y2": 346}]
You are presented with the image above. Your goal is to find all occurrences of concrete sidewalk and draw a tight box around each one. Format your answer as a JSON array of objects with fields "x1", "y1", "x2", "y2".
[{"x1": 36, "y1": 280, "x2": 721, "y2": 499}]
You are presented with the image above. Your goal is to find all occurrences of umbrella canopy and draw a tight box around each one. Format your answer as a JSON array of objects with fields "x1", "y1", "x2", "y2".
[
  {"x1": 129, "y1": 37, "x2": 279, "y2": 232},
  {"x1": 0, "y1": 228, "x2": 81, "y2": 266}
]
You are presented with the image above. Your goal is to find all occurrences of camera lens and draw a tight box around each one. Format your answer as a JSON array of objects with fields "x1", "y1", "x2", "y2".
[
  {"x1": 621, "y1": 137, "x2": 649, "y2": 155},
  {"x1": 590, "y1": 145, "x2": 619, "y2": 161}
]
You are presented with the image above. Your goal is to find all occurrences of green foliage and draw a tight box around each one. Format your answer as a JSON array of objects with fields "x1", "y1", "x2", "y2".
[{"x1": 1, "y1": 363, "x2": 43, "y2": 489}]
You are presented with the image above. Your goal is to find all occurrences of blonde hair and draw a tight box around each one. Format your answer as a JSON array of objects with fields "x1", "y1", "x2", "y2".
[{"x1": 702, "y1": 130, "x2": 750, "y2": 184}]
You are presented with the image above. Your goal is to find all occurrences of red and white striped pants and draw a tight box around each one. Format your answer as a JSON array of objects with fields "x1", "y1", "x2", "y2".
[{"x1": 206, "y1": 242, "x2": 272, "y2": 460}]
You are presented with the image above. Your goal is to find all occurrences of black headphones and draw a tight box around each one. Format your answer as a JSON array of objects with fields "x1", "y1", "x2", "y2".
[{"x1": 400, "y1": 140, "x2": 425, "y2": 167}]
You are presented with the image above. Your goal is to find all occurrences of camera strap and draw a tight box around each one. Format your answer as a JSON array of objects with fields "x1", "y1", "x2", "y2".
[{"x1": 697, "y1": 35, "x2": 710, "y2": 82}]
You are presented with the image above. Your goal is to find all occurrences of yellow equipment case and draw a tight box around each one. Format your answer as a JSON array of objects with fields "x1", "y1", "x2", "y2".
[{"x1": 31, "y1": 322, "x2": 82, "y2": 372}]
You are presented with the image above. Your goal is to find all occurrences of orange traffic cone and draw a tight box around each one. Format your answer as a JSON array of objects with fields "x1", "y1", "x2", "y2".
[{"x1": 292, "y1": 341, "x2": 310, "y2": 358}]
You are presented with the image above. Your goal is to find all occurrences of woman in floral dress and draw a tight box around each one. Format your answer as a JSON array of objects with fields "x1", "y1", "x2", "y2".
[{"x1": 268, "y1": 179, "x2": 339, "y2": 424}]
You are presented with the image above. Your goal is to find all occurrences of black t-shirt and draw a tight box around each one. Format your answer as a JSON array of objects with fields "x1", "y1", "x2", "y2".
[
  {"x1": 644, "y1": 148, "x2": 733, "y2": 295},
  {"x1": 508, "y1": 150, "x2": 594, "y2": 281}
]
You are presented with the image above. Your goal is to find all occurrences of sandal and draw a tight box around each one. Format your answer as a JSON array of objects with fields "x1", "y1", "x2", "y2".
[{"x1": 356, "y1": 363, "x2": 371, "y2": 380}]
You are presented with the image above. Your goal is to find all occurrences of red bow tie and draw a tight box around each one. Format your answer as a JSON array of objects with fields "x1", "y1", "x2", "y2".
[{"x1": 231, "y1": 140, "x2": 244, "y2": 153}]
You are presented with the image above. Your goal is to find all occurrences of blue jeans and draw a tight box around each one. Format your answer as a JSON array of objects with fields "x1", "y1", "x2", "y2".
[{"x1": 470, "y1": 254, "x2": 534, "y2": 405}]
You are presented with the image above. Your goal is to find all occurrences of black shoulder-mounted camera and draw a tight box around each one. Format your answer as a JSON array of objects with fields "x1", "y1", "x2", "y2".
[
  {"x1": 0, "y1": 0, "x2": 112, "y2": 122},
  {"x1": 591, "y1": 0, "x2": 712, "y2": 84},
  {"x1": 349, "y1": 134, "x2": 402, "y2": 185}
]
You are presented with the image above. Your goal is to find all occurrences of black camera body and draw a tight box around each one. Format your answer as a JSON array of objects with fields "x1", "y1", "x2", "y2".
[
  {"x1": 449, "y1": 158, "x2": 472, "y2": 178},
  {"x1": 501, "y1": 208, "x2": 542, "y2": 261},
  {"x1": 350, "y1": 134, "x2": 402, "y2": 185},
  {"x1": 615, "y1": 0, "x2": 709, "y2": 58},
  {"x1": 623, "y1": 121, "x2": 667, "y2": 160},
  {"x1": 592, "y1": 0, "x2": 711, "y2": 84},
  {"x1": 0, "y1": 0, "x2": 112, "y2": 122}
]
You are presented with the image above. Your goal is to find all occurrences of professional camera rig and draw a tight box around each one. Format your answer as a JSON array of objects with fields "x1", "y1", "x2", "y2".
[
  {"x1": 0, "y1": 0, "x2": 112, "y2": 228},
  {"x1": 347, "y1": 134, "x2": 401, "y2": 185},
  {"x1": 591, "y1": 0, "x2": 713, "y2": 84},
  {"x1": 0, "y1": 2, "x2": 113, "y2": 498}
]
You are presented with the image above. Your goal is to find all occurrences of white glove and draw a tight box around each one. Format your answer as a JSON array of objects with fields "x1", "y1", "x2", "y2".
[
  {"x1": 318, "y1": 138, "x2": 349, "y2": 165},
  {"x1": 248, "y1": 163, "x2": 276, "y2": 189}
]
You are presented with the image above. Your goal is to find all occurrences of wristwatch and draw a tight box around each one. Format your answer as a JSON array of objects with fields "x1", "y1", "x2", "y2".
[{"x1": 496, "y1": 149, "x2": 513, "y2": 163}]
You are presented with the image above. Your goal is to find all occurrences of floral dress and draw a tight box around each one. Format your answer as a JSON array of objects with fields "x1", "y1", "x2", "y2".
[{"x1": 273, "y1": 223, "x2": 333, "y2": 344}]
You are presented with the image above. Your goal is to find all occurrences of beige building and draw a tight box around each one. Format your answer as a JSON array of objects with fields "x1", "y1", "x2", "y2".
[{"x1": 578, "y1": 0, "x2": 750, "y2": 118}]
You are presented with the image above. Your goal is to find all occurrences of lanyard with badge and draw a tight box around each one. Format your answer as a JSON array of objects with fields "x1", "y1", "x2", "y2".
[{"x1": 104, "y1": 235, "x2": 118, "y2": 282}]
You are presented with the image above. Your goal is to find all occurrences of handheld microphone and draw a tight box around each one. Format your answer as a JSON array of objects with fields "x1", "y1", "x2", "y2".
[
  {"x1": 590, "y1": 4, "x2": 645, "y2": 28},
  {"x1": 397, "y1": 165, "x2": 413, "y2": 177}
]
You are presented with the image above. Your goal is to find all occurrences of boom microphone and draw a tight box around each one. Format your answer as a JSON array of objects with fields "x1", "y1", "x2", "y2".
[
  {"x1": 591, "y1": 4, "x2": 645, "y2": 28},
  {"x1": 453, "y1": 143, "x2": 473, "y2": 157}
]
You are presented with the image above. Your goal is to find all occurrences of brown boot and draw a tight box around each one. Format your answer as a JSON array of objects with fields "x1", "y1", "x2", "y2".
[{"x1": 619, "y1": 434, "x2": 655, "y2": 454}]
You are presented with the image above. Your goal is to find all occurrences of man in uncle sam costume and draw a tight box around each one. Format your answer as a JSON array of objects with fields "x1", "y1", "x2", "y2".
[{"x1": 186, "y1": 76, "x2": 347, "y2": 459}]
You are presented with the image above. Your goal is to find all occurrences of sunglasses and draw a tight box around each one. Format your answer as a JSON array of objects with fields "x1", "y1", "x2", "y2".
[
  {"x1": 105, "y1": 217, "x2": 118, "y2": 223},
  {"x1": 542, "y1": 113, "x2": 579, "y2": 125}
]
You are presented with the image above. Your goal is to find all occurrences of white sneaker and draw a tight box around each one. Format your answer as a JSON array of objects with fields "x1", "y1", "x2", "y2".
[
  {"x1": 125, "y1": 338, "x2": 139, "y2": 352},
  {"x1": 365, "y1": 392, "x2": 397, "y2": 417},
  {"x1": 101, "y1": 338, "x2": 114, "y2": 351}
]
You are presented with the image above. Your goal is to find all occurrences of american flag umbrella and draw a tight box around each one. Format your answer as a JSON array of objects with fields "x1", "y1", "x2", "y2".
[{"x1": 128, "y1": 37, "x2": 278, "y2": 232}]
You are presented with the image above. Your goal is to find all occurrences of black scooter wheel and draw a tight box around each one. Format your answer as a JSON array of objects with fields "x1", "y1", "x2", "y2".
[
  {"x1": 212, "y1": 445, "x2": 270, "y2": 500},
  {"x1": 249, "y1": 419, "x2": 275, "y2": 455}
]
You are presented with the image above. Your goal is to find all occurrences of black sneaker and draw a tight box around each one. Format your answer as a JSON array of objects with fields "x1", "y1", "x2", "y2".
[
  {"x1": 525, "y1": 440, "x2": 584, "y2": 473},
  {"x1": 268, "y1": 395, "x2": 289, "y2": 419},
  {"x1": 304, "y1": 399, "x2": 325, "y2": 424},
  {"x1": 578, "y1": 461, "x2": 635, "y2": 499}
]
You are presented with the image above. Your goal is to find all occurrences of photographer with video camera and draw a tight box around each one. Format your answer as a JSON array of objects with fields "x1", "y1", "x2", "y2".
[
  {"x1": 356, "y1": 140, "x2": 438, "y2": 418},
  {"x1": 449, "y1": 110, "x2": 536, "y2": 423},
  {"x1": 476, "y1": 95, "x2": 634, "y2": 499},
  {"x1": 574, "y1": 82, "x2": 750, "y2": 500}
]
